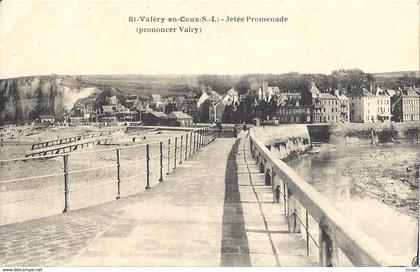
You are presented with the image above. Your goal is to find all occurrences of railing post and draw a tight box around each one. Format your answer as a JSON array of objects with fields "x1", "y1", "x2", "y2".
[
  {"x1": 174, "y1": 137, "x2": 177, "y2": 169},
  {"x1": 200, "y1": 129, "x2": 203, "y2": 148},
  {"x1": 62, "y1": 154, "x2": 69, "y2": 213},
  {"x1": 287, "y1": 187, "x2": 301, "y2": 233},
  {"x1": 319, "y1": 223, "x2": 339, "y2": 267},
  {"x1": 283, "y1": 181, "x2": 287, "y2": 215},
  {"x1": 213, "y1": 127, "x2": 216, "y2": 141},
  {"x1": 145, "y1": 144, "x2": 150, "y2": 189},
  {"x1": 202, "y1": 129, "x2": 205, "y2": 147},
  {"x1": 180, "y1": 135, "x2": 183, "y2": 165},
  {"x1": 159, "y1": 141, "x2": 163, "y2": 182},
  {"x1": 185, "y1": 133, "x2": 188, "y2": 160},
  {"x1": 305, "y1": 210, "x2": 310, "y2": 256},
  {"x1": 193, "y1": 130, "x2": 196, "y2": 153},
  {"x1": 167, "y1": 138, "x2": 171, "y2": 175},
  {"x1": 116, "y1": 148, "x2": 121, "y2": 199},
  {"x1": 198, "y1": 129, "x2": 201, "y2": 149},
  {"x1": 189, "y1": 131, "x2": 193, "y2": 157},
  {"x1": 271, "y1": 168, "x2": 275, "y2": 203}
]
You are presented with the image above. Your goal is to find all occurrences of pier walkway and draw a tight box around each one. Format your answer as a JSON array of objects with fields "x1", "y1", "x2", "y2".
[{"x1": 0, "y1": 133, "x2": 315, "y2": 267}]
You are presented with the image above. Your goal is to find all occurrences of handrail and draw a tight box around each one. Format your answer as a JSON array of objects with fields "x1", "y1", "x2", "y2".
[
  {"x1": 0, "y1": 125, "x2": 218, "y2": 222},
  {"x1": 30, "y1": 128, "x2": 124, "y2": 150},
  {"x1": 249, "y1": 128, "x2": 401, "y2": 267},
  {"x1": 1, "y1": 126, "x2": 217, "y2": 163}
]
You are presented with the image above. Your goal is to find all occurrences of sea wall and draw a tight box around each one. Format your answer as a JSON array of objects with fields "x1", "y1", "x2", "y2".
[
  {"x1": 252, "y1": 125, "x2": 311, "y2": 161},
  {"x1": 307, "y1": 122, "x2": 419, "y2": 143}
]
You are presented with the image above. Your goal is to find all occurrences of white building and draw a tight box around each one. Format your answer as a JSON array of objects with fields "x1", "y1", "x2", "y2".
[
  {"x1": 350, "y1": 87, "x2": 391, "y2": 123},
  {"x1": 222, "y1": 88, "x2": 239, "y2": 106},
  {"x1": 196, "y1": 91, "x2": 210, "y2": 108},
  {"x1": 375, "y1": 87, "x2": 392, "y2": 123}
]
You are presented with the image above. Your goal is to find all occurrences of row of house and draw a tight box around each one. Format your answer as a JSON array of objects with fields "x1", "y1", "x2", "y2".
[
  {"x1": 40, "y1": 81, "x2": 419, "y2": 126},
  {"x1": 273, "y1": 82, "x2": 419, "y2": 124}
]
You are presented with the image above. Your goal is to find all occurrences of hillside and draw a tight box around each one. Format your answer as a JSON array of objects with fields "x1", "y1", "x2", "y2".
[
  {"x1": 78, "y1": 74, "x2": 201, "y2": 98},
  {"x1": 373, "y1": 71, "x2": 420, "y2": 78},
  {"x1": 0, "y1": 75, "x2": 103, "y2": 124}
]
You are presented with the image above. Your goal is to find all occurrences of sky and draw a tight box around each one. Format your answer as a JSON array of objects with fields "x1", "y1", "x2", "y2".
[{"x1": 0, "y1": 0, "x2": 419, "y2": 79}]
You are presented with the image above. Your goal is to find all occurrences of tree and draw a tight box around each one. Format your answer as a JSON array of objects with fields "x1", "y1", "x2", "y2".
[
  {"x1": 397, "y1": 75, "x2": 420, "y2": 87},
  {"x1": 197, "y1": 75, "x2": 234, "y2": 94},
  {"x1": 331, "y1": 69, "x2": 375, "y2": 95},
  {"x1": 222, "y1": 104, "x2": 235, "y2": 123},
  {"x1": 197, "y1": 99, "x2": 212, "y2": 122},
  {"x1": 235, "y1": 78, "x2": 250, "y2": 95}
]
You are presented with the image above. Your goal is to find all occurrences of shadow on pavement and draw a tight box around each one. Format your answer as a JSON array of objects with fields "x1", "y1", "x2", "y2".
[{"x1": 220, "y1": 138, "x2": 251, "y2": 266}]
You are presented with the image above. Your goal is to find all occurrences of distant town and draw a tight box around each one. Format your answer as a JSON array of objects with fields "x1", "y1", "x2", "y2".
[{"x1": 37, "y1": 81, "x2": 420, "y2": 127}]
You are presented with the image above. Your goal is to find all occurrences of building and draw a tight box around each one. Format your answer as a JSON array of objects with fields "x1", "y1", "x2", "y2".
[
  {"x1": 167, "y1": 111, "x2": 193, "y2": 126},
  {"x1": 106, "y1": 96, "x2": 119, "y2": 105},
  {"x1": 102, "y1": 104, "x2": 127, "y2": 115},
  {"x1": 350, "y1": 88, "x2": 378, "y2": 123},
  {"x1": 375, "y1": 87, "x2": 392, "y2": 123},
  {"x1": 316, "y1": 93, "x2": 340, "y2": 123},
  {"x1": 38, "y1": 115, "x2": 55, "y2": 123},
  {"x1": 256, "y1": 82, "x2": 281, "y2": 101},
  {"x1": 197, "y1": 91, "x2": 210, "y2": 108},
  {"x1": 125, "y1": 97, "x2": 140, "y2": 110},
  {"x1": 304, "y1": 82, "x2": 342, "y2": 123},
  {"x1": 349, "y1": 87, "x2": 392, "y2": 123},
  {"x1": 69, "y1": 116, "x2": 88, "y2": 124},
  {"x1": 114, "y1": 111, "x2": 135, "y2": 122},
  {"x1": 303, "y1": 81, "x2": 322, "y2": 106},
  {"x1": 277, "y1": 105, "x2": 312, "y2": 124},
  {"x1": 209, "y1": 101, "x2": 227, "y2": 122},
  {"x1": 173, "y1": 96, "x2": 198, "y2": 120},
  {"x1": 335, "y1": 90, "x2": 350, "y2": 122},
  {"x1": 222, "y1": 88, "x2": 239, "y2": 106},
  {"x1": 142, "y1": 111, "x2": 167, "y2": 126},
  {"x1": 276, "y1": 92, "x2": 301, "y2": 106},
  {"x1": 151, "y1": 94, "x2": 162, "y2": 103},
  {"x1": 391, "y1": 87, "x2": 420, "y2": 122},
  {"x1": 148, "y1": 101, "x2": 166, "y2": 113}
]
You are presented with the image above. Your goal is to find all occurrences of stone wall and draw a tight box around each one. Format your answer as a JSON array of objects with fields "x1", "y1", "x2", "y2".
[
  {"x1": 252, "y1": 125, "x2": 311, "y2": 161},
  {"x1": 307, "y1": 122, "x2": 419, "y2": 143}
]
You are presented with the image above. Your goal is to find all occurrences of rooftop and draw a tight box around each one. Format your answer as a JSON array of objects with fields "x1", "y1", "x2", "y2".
[
  {"x1": 319, "y1": 93, "x2": 338, "y2": 99},
  {"x1": 149, "y1": 111, "x2": 167, "y2": 118},
  {"x1": 168, "y1": 111, "x2": 193, "y2": 119}
]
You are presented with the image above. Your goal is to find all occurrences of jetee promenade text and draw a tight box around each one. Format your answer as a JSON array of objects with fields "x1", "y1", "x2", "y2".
[{"x1": 128, "y1": 15, "x2": 288, "y2": 35}]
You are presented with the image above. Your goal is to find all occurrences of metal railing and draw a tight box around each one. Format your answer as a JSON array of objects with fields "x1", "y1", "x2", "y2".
[
  {"x1": 30, "y1": 128, "x2": 125, "y2": 150},
  {"x1": 0, "y1": 126, "x2": 218, "y2": 218},
  {"x1": 248, "y1": 128, "x2": 402, "y2": 267}
]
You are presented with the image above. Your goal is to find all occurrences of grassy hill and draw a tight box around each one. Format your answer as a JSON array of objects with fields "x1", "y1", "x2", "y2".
[{"x1": 76, "y1": 74, "x2": 201, "y2": 99}]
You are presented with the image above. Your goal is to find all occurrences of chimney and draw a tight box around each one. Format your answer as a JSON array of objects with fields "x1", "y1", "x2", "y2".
[{"x1": 369, "y1": 85, "x2": 373, "y2": 92}]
